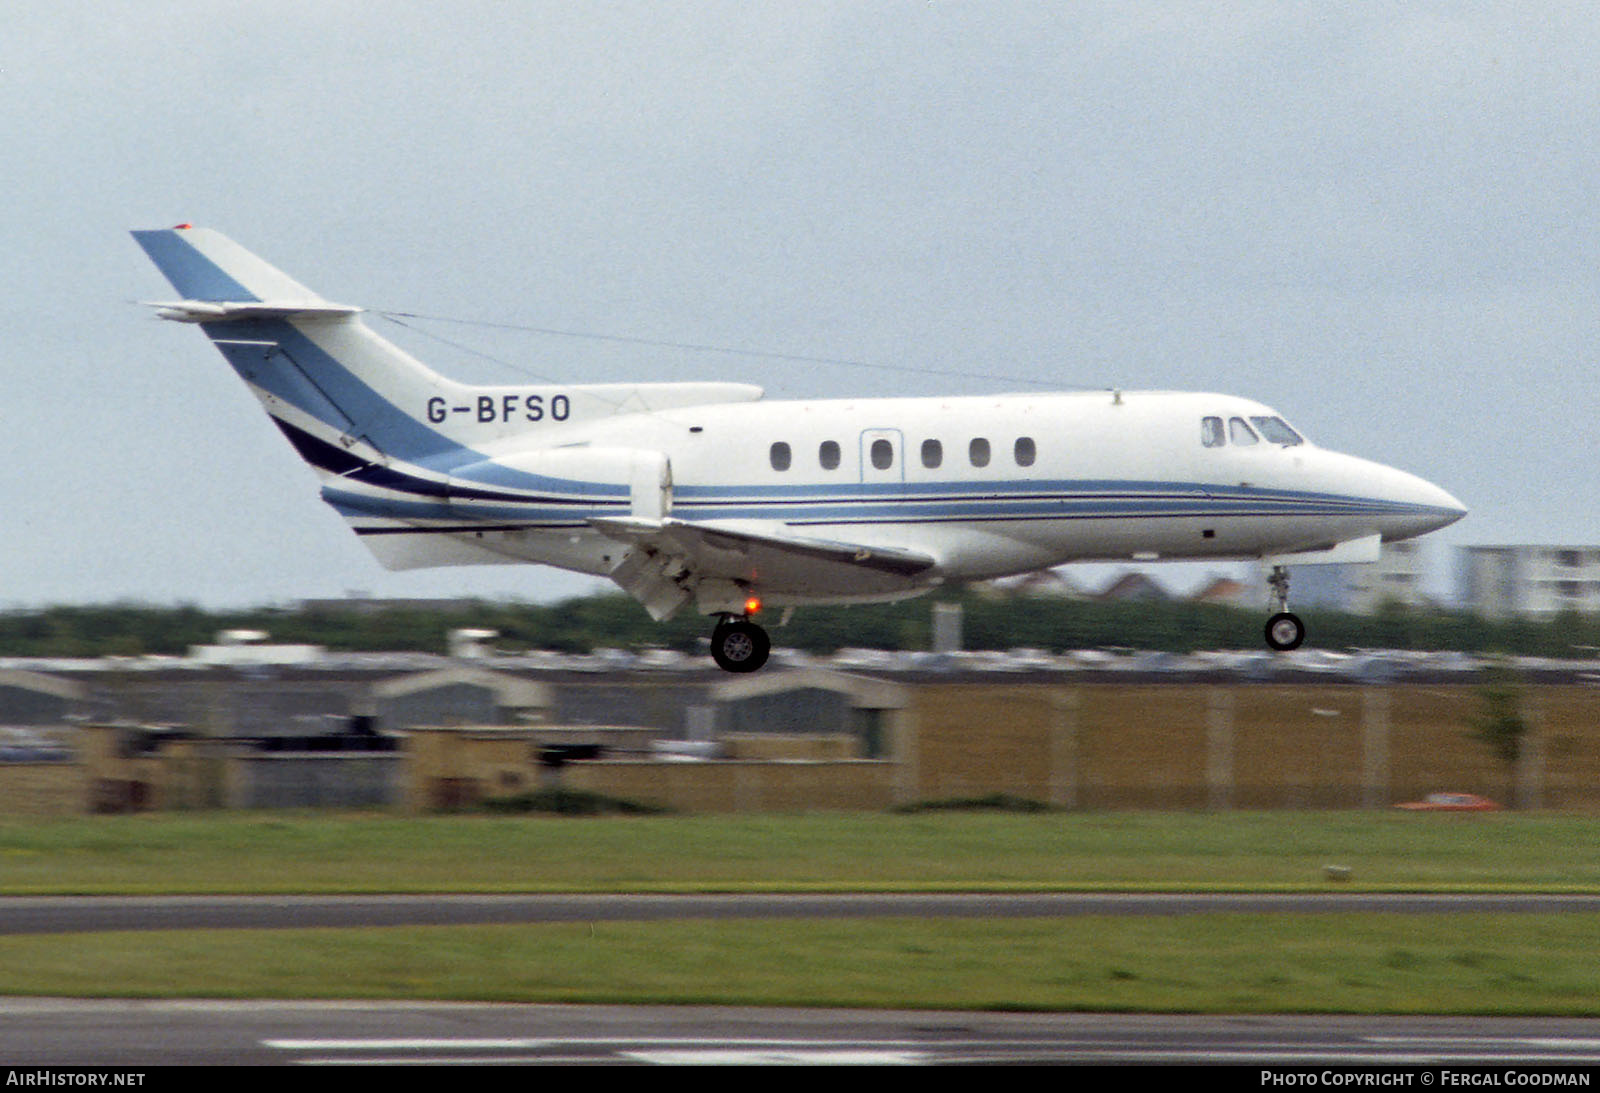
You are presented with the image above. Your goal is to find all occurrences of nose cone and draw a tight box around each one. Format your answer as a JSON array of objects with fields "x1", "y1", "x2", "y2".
[
  {"x1": 1309, "y1": 450, "x2": 1466, "y2": 541},
  {"x1": 1384, "y1": 466, "x2": 1468, "y2": 538},
  {"x1": 1416, "y1": 482, "x2": 1467, "y2": 534}
]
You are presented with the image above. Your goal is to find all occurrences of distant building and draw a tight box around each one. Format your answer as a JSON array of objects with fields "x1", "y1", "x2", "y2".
[
  {"x1": 1097, "y1": 572, "x2": 1170, "y2": 602},
  {"x1": 1191, "y1": 577, "x2": 1256, "y2": 609},
  {"x1": 1458, "y1": 546, "x2": 1600, "y2": 619},
  {"x1": 976, "y1": 569, "x2": 1087, "y2": 599},
  {"x1": 1280, "y1": 540, "x2": 1431, "y2": 615}
]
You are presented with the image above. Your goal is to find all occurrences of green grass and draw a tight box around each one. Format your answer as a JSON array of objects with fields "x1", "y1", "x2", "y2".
[
  {"x1": 2, "y1": 810, "x2": 1598, "y2": 894},
  {"x1": 6, "y1": 810, "x2": 1599, "y2": 1013},
  {"x1": 0, "y1": 915, "x2": 1595, "y2": 1014}
]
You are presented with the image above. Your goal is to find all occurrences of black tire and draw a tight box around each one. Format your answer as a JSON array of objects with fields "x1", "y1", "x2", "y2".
[
  {"x1": 710, "y1": 619, "x2": 771, "y2": 673},
  {"x1": 1264, "y1": 611, "x2": 1305, "y2": 652}
]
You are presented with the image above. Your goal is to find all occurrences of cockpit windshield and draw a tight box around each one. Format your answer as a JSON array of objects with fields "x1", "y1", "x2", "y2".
[
  {"x1": 1249, "y1": 416, "x2": 1304, "y2": 446},
  {"x1": 1201, "y1": 414, "x2": 1308, "y2": 449}
]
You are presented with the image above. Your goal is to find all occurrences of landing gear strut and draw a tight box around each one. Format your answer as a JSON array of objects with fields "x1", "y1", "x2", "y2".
[
  {"x1": 710, "y1": 615, "x2": 770, "y2": 673},
  {"x1": 1263, "y1": 565, "x2": 1305, "y2": 652}
]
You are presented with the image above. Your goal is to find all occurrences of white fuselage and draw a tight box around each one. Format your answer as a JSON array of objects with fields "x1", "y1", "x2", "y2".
[{"x1": 347, "y1": 387, "x2": 1465, "y2": 607}]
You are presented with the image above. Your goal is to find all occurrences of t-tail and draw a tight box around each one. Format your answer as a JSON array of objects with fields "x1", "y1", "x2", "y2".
[
  {"x1": 133, "y1": 225, "x2": 505, "y2": 475},
  {"x1": 133, "y1": 224, "x2": 763, "y2": 464},
  {"x1": 132, "y1": 225, "x2": 763, "y2": 566}
]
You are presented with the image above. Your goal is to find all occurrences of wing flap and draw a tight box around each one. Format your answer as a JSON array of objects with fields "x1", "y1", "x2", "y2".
[{"x1": 593, "y1": 517, "x2": 939, "y2": 619}]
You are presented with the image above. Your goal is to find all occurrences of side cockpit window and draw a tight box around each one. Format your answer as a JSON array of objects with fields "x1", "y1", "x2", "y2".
[
  {"x1": 1250, "y1": 416, "x2": 1304, "y2": 446},
  {"x1": 1228, "y1": 417, "x2": 1260, "y2": 446},
  {"x1": 1201, "y1": 417, "x2": 1225, "y2": 447}
]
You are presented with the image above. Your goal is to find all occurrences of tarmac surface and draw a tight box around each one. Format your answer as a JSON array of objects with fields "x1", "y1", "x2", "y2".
[
  {"x1": 3, "y1": 891, "x2": 1600, "y2": 934},
  {"x1": 3, "y1": 1000, "x2": 1600, "y2": 1066}
]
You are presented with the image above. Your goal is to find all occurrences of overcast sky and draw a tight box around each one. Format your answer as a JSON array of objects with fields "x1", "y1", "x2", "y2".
[{"x1": 3, "y1": 2, "x2": 1595, "y2": 609}]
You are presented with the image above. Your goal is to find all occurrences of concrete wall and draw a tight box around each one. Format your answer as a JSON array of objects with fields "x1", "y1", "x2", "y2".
[
  {"x1": 0, "y1": 763, "x2": 87, "y2": 817},
  {"x1": 906, "y1": 683, "x2": 1600, "y2": 811},
  {"x1": 34, "y1": 680, "x2": 1600, "y2": 816},
  {"x1": 233, "y1": 754, "x2": 400, "y2": 809}
]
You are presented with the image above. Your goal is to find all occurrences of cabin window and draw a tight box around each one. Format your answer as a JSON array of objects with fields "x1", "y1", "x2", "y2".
[
  {"x1": 1228, "y1": 418, "x2": 1259, "y2": 446},
  {"x1": 1014, "y1": 437, "x2": 1036, "y2": 467},
  {"x1": 969, "y1": 437, "x2": 991, "y2": 467},
  {"x1": 921, "y1": 439, "x2": 943, "y2": 469},
  {"x1": 1250, "y1": 416, "x2": 1304, "y2": 446},
  {"x1": 1202, "y1": 417, "x2": 1225, "y2": 447},
  {"x1": 770, "y1": 441, "x2": 792, "y2": 471},
  {"x1": 819, "y1": 440, "x2": 841, "y2": 470},
  {"x1": 870, "y1": 438, "x2": 894, "y2": 470}
]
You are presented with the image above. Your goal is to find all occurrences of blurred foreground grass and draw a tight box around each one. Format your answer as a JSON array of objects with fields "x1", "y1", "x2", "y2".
[
  {"x1": 0, "y1": 915, "x2": 1595, "y2": 1014},
  {"x1": 0, "y1": 810, "x2": 1596, "y2": 893}
]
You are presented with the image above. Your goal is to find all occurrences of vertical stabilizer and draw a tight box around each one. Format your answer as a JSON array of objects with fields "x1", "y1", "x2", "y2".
[{"x1": 132, "y1": 226, "x2": 322, "y2": 303}]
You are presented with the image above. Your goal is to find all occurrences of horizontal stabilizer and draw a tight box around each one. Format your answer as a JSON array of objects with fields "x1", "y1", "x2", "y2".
[{"x1": 146, "y1": 299, "x2": 362, "y2": 323}]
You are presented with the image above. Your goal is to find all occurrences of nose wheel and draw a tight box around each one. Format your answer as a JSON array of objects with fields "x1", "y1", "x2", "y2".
[
  {"x1": 710, "y1": 616, "x2": 770, "y2": 673},
  {"x1": 1265, "y1": 611, "x2": 1305, "y2": 651},
  {"x1": 1263, "y1": 565, "x2": 1305, "y2": 652}
]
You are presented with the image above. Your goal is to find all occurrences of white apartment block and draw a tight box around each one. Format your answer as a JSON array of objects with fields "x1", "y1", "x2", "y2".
[
  {"x1": 1284, "y1": 539, "x2": 1431, "y2": 614},
  {"x1": 1458, "y1": 546, "x2": 1600, "y2": 619}
]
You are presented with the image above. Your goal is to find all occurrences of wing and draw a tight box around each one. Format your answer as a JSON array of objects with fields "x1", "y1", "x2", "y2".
[{"x1": 592, "y1": 516, "x2": 939, "y2": 620}]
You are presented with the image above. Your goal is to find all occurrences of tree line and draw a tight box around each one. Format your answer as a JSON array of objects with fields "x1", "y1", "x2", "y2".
[{"x1": 2, "y1": 590, "x2": 1597, "y2": 659}]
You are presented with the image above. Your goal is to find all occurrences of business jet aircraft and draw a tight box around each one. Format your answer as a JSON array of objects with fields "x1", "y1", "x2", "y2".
[{"x1": 133, "y1": 226, "x2": 1465, "y2": 672}]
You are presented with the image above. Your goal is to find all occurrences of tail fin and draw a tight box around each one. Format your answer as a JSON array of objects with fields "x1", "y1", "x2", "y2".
[
  {"x1": 132, "y1": 225, "x2": 323, "y2": 303},
  {"x1": 132, "y1": 228, "x2": 767, "y2": 530},
  {"x1": 133, "y1": 225, "x2": 462, "y2": 468}
]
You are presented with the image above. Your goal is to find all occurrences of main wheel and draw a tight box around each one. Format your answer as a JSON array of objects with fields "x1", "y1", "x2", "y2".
[
  {"x1": 1264, "y1": 611, "x2": 1306, "y2": 652},
  {"x1": 710, "y1": 619, "x2": 771, "y2": 673}
]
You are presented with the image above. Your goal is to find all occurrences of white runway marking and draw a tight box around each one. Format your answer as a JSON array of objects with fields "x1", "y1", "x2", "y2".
[
  {"x1": 269, "y1": 1036, "x2": 942, "y2": 1065},
  {"x1": 1367, "y1": 1036, "x2": 1600, "y2": 1054},
  {"x1": 622, "y1": 1050, "x2": 927, "y2": 1065}
]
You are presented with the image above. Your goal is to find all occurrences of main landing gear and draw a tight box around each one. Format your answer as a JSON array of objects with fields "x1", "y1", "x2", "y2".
[
  {"x1": 1263, "y1": 564, "x2": 1305, "y2": 652},
  {"x1": 710, "y1": 615, "x2": 771, "y2": 673}
]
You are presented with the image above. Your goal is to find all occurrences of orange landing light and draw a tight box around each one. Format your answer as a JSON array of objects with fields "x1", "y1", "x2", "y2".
[{"x1": 744, "y1": 597, "x2": 762, "y2": 615}]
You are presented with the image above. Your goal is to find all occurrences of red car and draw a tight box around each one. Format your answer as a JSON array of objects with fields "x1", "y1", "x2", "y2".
[{"x1": 1394, "y1": 792, "x2": 1502, "y2": 812}]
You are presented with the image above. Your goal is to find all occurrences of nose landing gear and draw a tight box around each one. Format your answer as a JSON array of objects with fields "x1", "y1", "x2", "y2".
[
  {"x1": 710, "y1": 615, "x2": 771, "y2": 673},
  {"x1": 1264, "y1": 564, "x2": 1305, "y2": 652}
]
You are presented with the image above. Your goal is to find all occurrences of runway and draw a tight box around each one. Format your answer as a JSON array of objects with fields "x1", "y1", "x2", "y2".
[
  {"x1": 3, "y1": 1000, "x2": 1600, "y2": 1066},
  {"x1": 2, "y1": 891, "x2": 1599, "y2": 934}
]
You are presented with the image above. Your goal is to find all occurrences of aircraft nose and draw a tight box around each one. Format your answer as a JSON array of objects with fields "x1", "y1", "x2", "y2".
[{"x1": 1397, "y1": 472, "x2": 1467, "y2": 536}]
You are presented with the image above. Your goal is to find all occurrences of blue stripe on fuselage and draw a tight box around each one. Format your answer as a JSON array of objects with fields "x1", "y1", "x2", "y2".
[
  {"x1": 202, "y1": 319, "x2": 622, "y2": 499},
  {"x1": 328, "y1": 482, "x2": 1447, "y2": 527},
  {"x1": 203, "y1": 318, "x2": 459, "y2": 464},
  {"x1": 322, "y1": 487, "x2": 628, "y2": 523}
]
